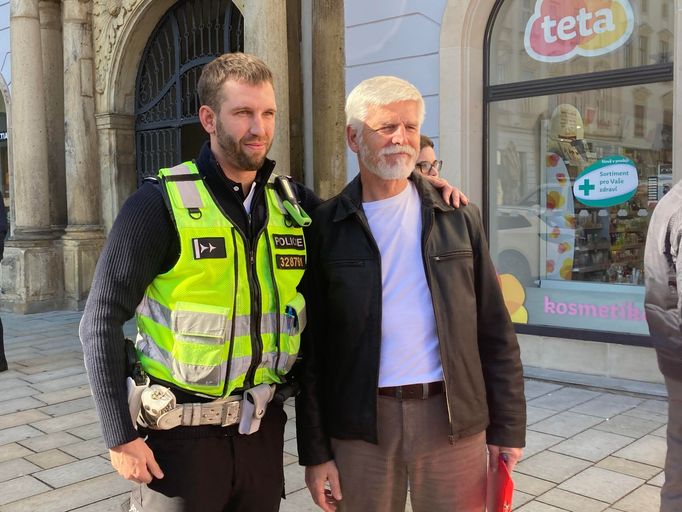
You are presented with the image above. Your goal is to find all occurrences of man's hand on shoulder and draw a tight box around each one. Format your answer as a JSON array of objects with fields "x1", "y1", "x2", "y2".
[
  {"x1": 305, "y1": 460, "x2": 342, "y2": 511},
  {"x1": 421, "y1": 174, "x2": 469, "y2": 208},
  {"x1": 110, "y1": 437, "x2": 164, "y2": 484}
]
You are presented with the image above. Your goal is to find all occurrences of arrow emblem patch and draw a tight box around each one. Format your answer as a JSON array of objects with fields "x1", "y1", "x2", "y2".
[{"x1": 192, "y1": 237, "x2": 227, "y2": 259}]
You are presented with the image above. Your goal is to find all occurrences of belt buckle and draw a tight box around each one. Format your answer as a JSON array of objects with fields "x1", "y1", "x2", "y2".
[{"x1": 221, "y1": 400, "x2": 241, "y2": 427}]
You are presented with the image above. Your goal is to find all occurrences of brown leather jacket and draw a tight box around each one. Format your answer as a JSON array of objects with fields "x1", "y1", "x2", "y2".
[{"x1": 295, "y1": 172, "x2": 526, "y2": 466}]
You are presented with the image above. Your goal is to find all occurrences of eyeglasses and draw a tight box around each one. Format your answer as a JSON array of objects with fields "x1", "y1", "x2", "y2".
[{"x1": 415, "y1": 160, "x2": 443, "y2": 176}]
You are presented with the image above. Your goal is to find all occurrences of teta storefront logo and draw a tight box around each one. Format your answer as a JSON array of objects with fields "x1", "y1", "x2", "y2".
[{"x1": 524, "y1": 0, "x2": 635, "y2": 63}]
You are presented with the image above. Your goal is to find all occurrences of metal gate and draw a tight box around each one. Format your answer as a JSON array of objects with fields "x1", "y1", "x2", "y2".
[{"x1": 135, "y1": 0, "x2": 244, "y2": 182}]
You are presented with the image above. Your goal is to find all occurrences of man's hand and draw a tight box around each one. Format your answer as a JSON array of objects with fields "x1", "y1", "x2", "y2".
[
  {"x1": 110, "y1": 437, "x2": 164, "y2": 484},
  {"x1": 487, "y1": 444, "x2": 523, "y2": 473},
  {"x1": 305, "y1": 460, "x2": 342, "y2": 512},
  {"x1": 421, "y1": 174, "x2": 469, "y2": 208}
]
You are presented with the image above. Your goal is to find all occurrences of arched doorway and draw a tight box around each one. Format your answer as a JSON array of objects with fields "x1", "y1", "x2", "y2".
[{"x1": 135, "y1": 0, "x2": 244, "y2": 182}]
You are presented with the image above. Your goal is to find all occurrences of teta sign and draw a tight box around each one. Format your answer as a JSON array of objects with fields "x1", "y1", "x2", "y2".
[{"x1": 524, "y1": 0, "x2": 635, "y2": 63}]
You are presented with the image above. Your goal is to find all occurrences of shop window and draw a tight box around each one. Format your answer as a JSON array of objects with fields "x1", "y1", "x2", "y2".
[
  {"x1": 486, "y1": 0, "x2": 674, "y2": 342},
  {"x1": 488, "y1": 0, "x2": 667, "y2": 86}
]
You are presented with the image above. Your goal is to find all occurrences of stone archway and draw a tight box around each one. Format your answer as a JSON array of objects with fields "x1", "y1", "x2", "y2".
[
  {"x1": 94, "y1": 0, "x2": 291, "y2": 232},
  {"x1": 95, "y1": 0, "x2": 245, "y2": 229},
  {"x1": 439, "y1": 0, "x2": 496, "y2": 205},
  {"x1": 134, "y1": 1, "x2": 244, "y2": 182},
  {"x1": 94, "y1": 0, "x2": 180, "y2": 231}
]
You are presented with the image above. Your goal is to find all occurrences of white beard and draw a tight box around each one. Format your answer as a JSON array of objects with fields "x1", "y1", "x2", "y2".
[{"x1": 359, "y1": 137, "x2": 417, "y2": 181}]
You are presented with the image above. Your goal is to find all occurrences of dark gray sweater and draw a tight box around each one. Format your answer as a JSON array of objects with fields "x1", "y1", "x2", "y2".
[{"x1": 80, "y1": 143, "x2": 319, "y2": 448}]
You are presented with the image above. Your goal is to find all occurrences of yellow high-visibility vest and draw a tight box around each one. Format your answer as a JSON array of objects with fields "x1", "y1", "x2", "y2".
[{"x1": 135, "y1": 161, "x2": 307, "y2": 397}]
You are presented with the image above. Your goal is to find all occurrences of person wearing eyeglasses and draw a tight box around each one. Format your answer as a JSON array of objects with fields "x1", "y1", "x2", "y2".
[
  {"x1": 415, "y1": 135, "x2": 466, "y2": 206},
  {"x1": 416, "y1": 135, "x2": 443, "y2": 177}
]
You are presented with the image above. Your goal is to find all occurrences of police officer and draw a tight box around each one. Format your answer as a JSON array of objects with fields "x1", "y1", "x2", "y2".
[{"x1": 80, "y1": 53, "x2": 318, "y2": 512}]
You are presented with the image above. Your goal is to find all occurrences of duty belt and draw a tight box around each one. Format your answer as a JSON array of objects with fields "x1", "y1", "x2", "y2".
[
  {"x1": 150, "y1": 397, "x2": 242, "y2": 430},
  {"x1": 140, "y1": 383, "x2": 275, "y2": 434}
]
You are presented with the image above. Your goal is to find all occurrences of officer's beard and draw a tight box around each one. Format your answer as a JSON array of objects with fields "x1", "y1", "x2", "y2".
[{"x1": 215, "y1": 118, "x2": 273, "y2": 172}]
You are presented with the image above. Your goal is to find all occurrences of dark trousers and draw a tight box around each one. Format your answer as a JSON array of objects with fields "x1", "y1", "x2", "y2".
[
  {"x1": 127, "y1": 402, "x2": 287, "y2": 512},
  {"x1": 0, "y1": 315, "x2": 6, "y2": 370}
]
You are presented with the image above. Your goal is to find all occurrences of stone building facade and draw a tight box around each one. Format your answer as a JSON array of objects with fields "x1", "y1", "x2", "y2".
[{"x1": 1, "y1": 0, "x2": 346, "y2": 313}]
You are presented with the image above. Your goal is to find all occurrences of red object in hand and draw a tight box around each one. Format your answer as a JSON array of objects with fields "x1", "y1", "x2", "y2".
[{"x1": 495, "y1": 455, "x2": 514, "y2": 512}]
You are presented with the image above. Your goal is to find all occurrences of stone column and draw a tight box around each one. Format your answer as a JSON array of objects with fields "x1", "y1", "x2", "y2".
[
  {"x1": 312, "y1": 0, "x2": 347, "y2": 198},
  {"x1": 2, "y1": 0, "x2": 63, "y2": 312},
  {"x1": 96, "y1": 113, "x2": 136, "y2": 233},
  {"x1": 10, "y1": 0, "x2": 51, "y2": 237},
  {"x1": 61, "y1": 0, "x2": 105, "y2": 309},
  {"x1": 40, "y1": 0, "x2": 67, "y2": 231},
  {"x1": 243, "y1": 0, "x2": 291, "y2": 175}
]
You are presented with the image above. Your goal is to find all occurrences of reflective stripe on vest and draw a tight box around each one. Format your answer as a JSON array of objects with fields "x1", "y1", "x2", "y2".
[{"x1": 135, "y1": 162, "x2": 306, "y2": 397}]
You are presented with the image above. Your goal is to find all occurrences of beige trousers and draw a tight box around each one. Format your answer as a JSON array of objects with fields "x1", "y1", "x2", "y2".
[{"x1": 331, "y1": 395, "x2": 487, "y2": 512}]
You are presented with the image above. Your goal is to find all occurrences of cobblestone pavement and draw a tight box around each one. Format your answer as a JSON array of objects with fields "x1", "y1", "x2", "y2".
[{"x1": 0, "y1": 311, "x2": 668, "y2": 511}]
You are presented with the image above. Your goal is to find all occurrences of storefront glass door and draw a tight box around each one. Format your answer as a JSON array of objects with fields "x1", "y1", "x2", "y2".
[{"x1": 485, "y1": 0, "x2": 674, "y2": 341}]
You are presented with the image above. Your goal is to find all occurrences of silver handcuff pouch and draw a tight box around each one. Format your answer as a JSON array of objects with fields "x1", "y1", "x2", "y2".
[{"x1": 238, "y1": 383, "x2": 276, "y2": 434}]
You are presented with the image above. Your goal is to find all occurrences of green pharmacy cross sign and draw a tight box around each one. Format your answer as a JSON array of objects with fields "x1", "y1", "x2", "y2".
[
  {"x1": 572, "y1": 156, "x2": 638, "y2": 207},
  {"x1": 578, "y1": 179, "x2": 596, "y2": 196}
]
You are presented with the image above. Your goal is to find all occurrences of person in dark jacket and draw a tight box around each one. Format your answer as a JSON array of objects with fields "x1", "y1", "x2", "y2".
[
  {"x1": 296, "y1": 76, "x2": 526, "y2": 512},
  {"x1": 0, "y1": 193, "x2": 6, "y2": 372},
  {"x1": 644, "y1": 180, "x2": 682, "y2": 512}
]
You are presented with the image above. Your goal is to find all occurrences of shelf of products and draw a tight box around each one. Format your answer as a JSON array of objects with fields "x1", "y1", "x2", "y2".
[
  {"x1": 554, "y1": 142, "x2": 656, "y2": 286},
  {"x1": 572, "y1": 263, "x2": 611, "y2": 274}
]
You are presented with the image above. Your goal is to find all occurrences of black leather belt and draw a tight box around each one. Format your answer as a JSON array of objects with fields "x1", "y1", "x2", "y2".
[{"x1": 378, "y1": 381, "x2": 444, "y2": 400}]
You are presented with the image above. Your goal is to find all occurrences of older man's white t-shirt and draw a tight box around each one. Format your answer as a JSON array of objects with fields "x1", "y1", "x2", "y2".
[{"x1": 362, "y1": 181, "x2": 444, "y2": 387}]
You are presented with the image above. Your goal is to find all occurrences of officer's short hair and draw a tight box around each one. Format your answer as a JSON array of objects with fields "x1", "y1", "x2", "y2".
[{"x1": 198, "y1": 52, "x2": 274, "y2": 113}]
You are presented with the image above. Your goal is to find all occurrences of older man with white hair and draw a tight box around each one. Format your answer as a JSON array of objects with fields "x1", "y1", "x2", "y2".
[{"x1": 295, "y1": 76, "x2": 526, "y2": 512}]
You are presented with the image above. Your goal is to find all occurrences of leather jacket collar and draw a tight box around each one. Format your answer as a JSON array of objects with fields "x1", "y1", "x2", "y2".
[{"x1": 333, "y1": 171, "x2": 454, "y2": 222}]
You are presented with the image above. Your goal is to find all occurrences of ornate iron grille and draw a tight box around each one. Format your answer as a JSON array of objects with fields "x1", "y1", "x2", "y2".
[{"x1": 135, "y1": 0, "x2": 243, "y2": 182}]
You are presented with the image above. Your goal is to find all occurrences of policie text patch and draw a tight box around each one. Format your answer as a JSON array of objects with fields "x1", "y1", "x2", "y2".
[
  {"x1": 192, "y1": 237, "x2": 227, "y2": 259},
  {"x1": 276, "y1": 254, "x2": 306, "y2": 270},
  {"x1": 273, "y1": 234, "x2": 305, "y2": 250}
]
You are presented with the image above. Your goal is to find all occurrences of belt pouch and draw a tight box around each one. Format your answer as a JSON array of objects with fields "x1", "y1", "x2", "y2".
[
  {"x1": 238, "y1": 383, "x2": 275, "y2": 435},
  {"x1": 126, "y1": 375, "x2": 150, "y2": 428}
]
